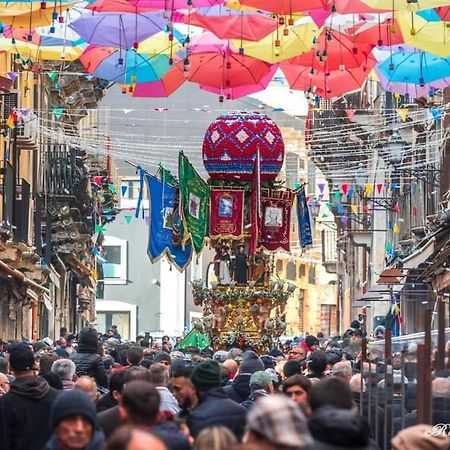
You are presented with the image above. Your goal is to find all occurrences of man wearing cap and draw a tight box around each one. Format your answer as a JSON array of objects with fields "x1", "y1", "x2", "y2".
[
  {"x1": 300, "y1": 335, "x2": 319, "y2": 355},
  {"x1": 187, "y1": 359, "x2": 247, "y2": 439},
  {"x1": 244, "y1": 394, "x2": 313, "y2": 450},
  {"x1": 240, "y1": 371, "x2": 274, "y2": 410},
  {"x1": 0, "y1": 343, "x2": 59, "y2": 450},
  {"x1": 44, "y1": 390, "x2": 105, "y2": 450}
]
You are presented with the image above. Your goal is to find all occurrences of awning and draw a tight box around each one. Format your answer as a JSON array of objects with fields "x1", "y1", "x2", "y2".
[
  {"x1": 356, "y1": 282, "x2": 404, "y2": 302},
  {"x1": 402, "y1": 237, "x2": 436, "y2": 270},
  {"x1": 0, "y1": 260, "x2": 49, "y2": 294}
]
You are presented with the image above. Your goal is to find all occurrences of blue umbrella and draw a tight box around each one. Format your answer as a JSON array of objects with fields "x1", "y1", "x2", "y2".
[
  {"x1": 92, "y1": 49, "x2": 170, "y2": 84},
  {"x1": 378, "y1": 50, "x2": 450, "y2": 85}
]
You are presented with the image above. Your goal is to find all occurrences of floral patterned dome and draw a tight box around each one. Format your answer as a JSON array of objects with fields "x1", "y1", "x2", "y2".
[{"x1": 202, "y1": 111, "x2": 284, "y2": 181}]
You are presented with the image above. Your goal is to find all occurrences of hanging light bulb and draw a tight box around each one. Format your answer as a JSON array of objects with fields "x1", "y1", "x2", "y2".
[
  {"x1": 118, "y1": 57, "x2": 124, "y2": 65},
  {"x1": 128, "y1": 86, "x2": 134, "y2": 93},
  {"x1": 225, "y1": 79, "x2": 231, "y2": 87},
  {"x1": 339, "y1": 64, "x2": 345, "y2": 71},
  {"x1": 167, "y1": 21, "x2": 174, "y2": 31},
  {"x1": 283, "y1": 28, "x2": 289, "y2": 36},
  {"x1": 58, "y1": 15, "x2": 64, "y2": 23},
  {"x1": 133, "y1": 42, "x2": 139, "y2": 49},
  {"x1": 312, "y1": 36, "x2": 317, "y2": 44},
  {"x1": 389, "y1": 62, "x2": 395, "y2": 70},
  {"x1": 27, "y1": 34, "x2": 33, "y2": 42},
  {"x1": 52, "y1": 11, "x2": 58, "y2": 20},
  {"x1": 419, "y1": 77, "x2": 425, "y2": 87},
  {"x1": 288, "y1": 17, "x2": 294, "y2": 25},
  {"x1": 219, "y1": 95, "x2": 224, "y2": 103},
  {"x1": 322, "y1": 50, "x2": 327, "y2": 61},
  {"x1": 131, "y1": 74, "x2": 137, "y2": 84},
  {"x1": 169, "y1": 57, "x2": 174, "y2": 65},
  {"x1": 377, "y1": 39, "x2": 383, "y2": 46},
  {"x1": 309, "y1": 68, "x2": 314, "y2": 76},
  {"x1": 187, "y1": 0, "x2": 193, "y2": 9},
  {"x1": 60, "y1": 51, "x2": 65, "y2": 60},
  {"x1": 226, "y1": 93, "x2": 231, "y2": 100},
  {"x1": 410, "y1": 27, "x2": 416, "y2": 35},
  {"x1": 279, "y1": 16, "x2": 285, "y2": 25},
  {"x1": 326, "y1": 32, "x2": 332, "y2": 41},
  {"x1": 121, "y1": 86, "x2": 127, "y2": 94},
  {"x1": 275, "y1": 39, "x2": 281, "y2": 47},
  {"x1": 169, "y1": 33, "x2": 174, "y2": 42},
  {"x1": 11, "y1": 38, "x2": 15, "y2": 44},
  {"x1": 239, "y1": 47, "x2": 244, "y2": 55},
  {"x1": 50, "y1": 26, "x2": 55, "y2": 33},
  {"x1": 226, "y1": 61, "x2": 231, "y2": 69},
  {"x1": 0, "y1": 24, "x2": 4, "y2": 35}
]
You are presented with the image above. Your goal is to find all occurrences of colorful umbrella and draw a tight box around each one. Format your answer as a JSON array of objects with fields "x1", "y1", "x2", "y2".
[
  {"x1": 189, "y1": 11, "x2": 278, "y2": 41},
  {"x1": 353, "y1": 18, "x2": 404, "y2": 47},
  {"x1": 333, "y1": 0, "x2": 388, "y2": 13},
  {"x1": 396, "y1": 11, "x2": 450, "y2": 57},
  {"x1": 70, "y1": 12, "x2": 166, "y2": 49},
  {"x1": 177, "y1": 52, "x2": 273, "y2": 89},
  {"x1": 200, "y1": 63, "x2": 278, "y2": 99},
  {"x1": 131, "y1": 66, "x2": 186, "y2": 97},
  {"x1": 188, "y1": 32, "x2": 236, "y2": 55},
  {"x1": 239, "y1": 0, "x2": 329, "y2": 14},
  {"x1": 234, "y1": 23, "x2": 319, "y2": 64},
  {"x1": 436, "y1": 6, "x2": 450, "y2": 20},
  {"x1": 378, "y1": 50, "x2": 450, "y2": 84},
  {"x1": 360, "y1": 0, "x2": 450, "y2": 10}
]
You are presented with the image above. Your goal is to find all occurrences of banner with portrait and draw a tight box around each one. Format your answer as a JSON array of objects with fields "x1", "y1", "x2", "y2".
[
  {"x1": 146, "y1": 174, "x2": 193, "y2": 272},
  {"x1": 209, "y1": 189, "x2": 245, "y2": 239},
  {"x1": 258, "y1": 189, "x2": 294, "y2": 252}
]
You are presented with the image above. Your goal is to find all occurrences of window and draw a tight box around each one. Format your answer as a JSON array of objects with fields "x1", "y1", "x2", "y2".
[
  {"x1": 121, "y1": 180, "x2": 147, "y2": 200},
  {"x1": 102, "y1": 236, "x2": 127, "y2": 284},
  {"x1": 96, "y1": 311, "x2": 130, "y2": 341},
  {"x1": 191, "y1": 257, "x2": 203, "y2": 282},
  {"x1": 308, "y1": 265, "x2": 316, "y2": 284},
  {"x1": 320, "y1": 304, "x2": 337, "y2": 336},
  {"x1": 276, "y1": 260, "x2": 283, "y2": 274},
  {"x1": 286, "y1": 262, "x2": 296, "y2": 281},
  {"x1": 298, "y1": 264, "x2": 306, "y2": 278}
]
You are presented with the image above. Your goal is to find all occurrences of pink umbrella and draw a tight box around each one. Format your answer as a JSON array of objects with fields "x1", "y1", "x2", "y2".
[
  {"x1": 188, "y1": 32, "x2": 236, "y2": 54},
  {"x1": 333, "y1": 0, "x2": 388, "y2": 13},
  {"x1": 199, "y1": 64, "x2": 278, "y2": 99},
  {"x1": 132, "y1": 66, "x2": 186, "y2": 97}
]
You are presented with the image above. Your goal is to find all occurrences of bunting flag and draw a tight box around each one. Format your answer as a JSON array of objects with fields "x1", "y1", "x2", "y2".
[
  {"x1": 250, "y1": 149, "x2": 261, "y2": 255},
  {"x1": 392, "y1": 202, "x2": 401, "y2": 213},
  {"x1": 296, "y1": 187, "x2": 313, "y2": 248},
  {"x1": 396, "y1": 108, "x2": 409, "y2": 122},
  {"x1": 341, "y1": 215, "x2": 349, "y2": 225},
  {"x1": 5, "y1": 109, "x2": 17, "y2": 128},
  {"x1": 124, "y1": 215, "x2": 132, "y2": 224},
  {"x1": 95, "y1": 224, "x2": 106, "y2": 233},
  {"x1": 345, "y1": 109, "x2": 356, "y2": 119},
  {"x1": 210, "y1": 189, "x2": 245, "y2": 240},
  {"x1": 317, "y1": 182, "x2": 326, "y2": 193},
  {"x1": 429, "y1": 107, "x2": 442, "y2": 123},
  {"x1": 178, "y1": 152, "x2": 210, "y2": 254},
  {"x1": 53, "y1": 106, "x2": 64, "y2": 120},
  {"x1": 121, "y1": 185, "x2": 128, "y2": 196},
  {"x1": 7, "y1": 71, "x2": 18, "y2": 82},
  {"x1": 393, "y1": 223, "x2": 400, "y2": 234},
  {"x1": 376, "y1": 183, "x2": 383, "y2": 194},
  {"x1": 258, "y1": 189, "x2": 295, "y2": 252},
  {"x1": 146, "y1": 174, "x2": 192, "y2": 272},
  {"x1": 351, "y1": 204, "x2": 358, "y2": 214},
  {"x1": 347, "y1": 188, "x2": 354, "y2": 200},
  {"x1": 386, "y1": 294, "x2": 402, "y2": 337},
  {"x1": 364, "y1": 183, "x2": 374, "y2": 196},
  {"x1": 108, "y1": 184, "x2": 116, "y2": 194},
  {"x1": 341, "y1": 183, "x2": 349, "y2": 195}
]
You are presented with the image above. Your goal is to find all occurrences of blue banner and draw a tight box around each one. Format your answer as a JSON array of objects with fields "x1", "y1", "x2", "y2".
[
  {"x1": 296, "y1": 189, "x2": 313, "y2": 247},
  {"x1": 146, "y1": 174, "x2": 192, "y2": 272}
]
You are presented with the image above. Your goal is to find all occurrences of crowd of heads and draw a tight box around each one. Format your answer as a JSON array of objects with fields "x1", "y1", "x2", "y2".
[{"x1": 0, "y1": 323, "x2": 449, "y2": 450}]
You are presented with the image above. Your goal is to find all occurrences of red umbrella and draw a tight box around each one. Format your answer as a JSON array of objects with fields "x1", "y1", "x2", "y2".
[
  {"x1": 436, "y1": 6, "x2": 450, "y2": 20},
  {"x1": 282, "y1": 55, "x2": 376, "y2": 99},
  {"x1": 188, "y1": 12, "x2": 278, "y2": 42},
  {"x1": 333, "y1": 0, "x2": 388, "y2": 13},
  {"x1": 352, "y1": 18, "x2": 404, "y2": 47},
  {"x1": 80, "y1": 45, "x2": 116, "y2": 73},
  {"x1": 239, "y1": 0, "x2": 329, "y2": 14},
  {"x1": 175, "y1": 52, "x2": 273, "y2": 89},
  {"x1": 287, "y1": 30, "x2": 373, "y2": 71}
]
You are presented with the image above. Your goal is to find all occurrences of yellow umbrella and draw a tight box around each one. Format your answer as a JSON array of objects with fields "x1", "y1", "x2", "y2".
[
  {"x1": 138, "y1": 31, "x2": 182, "y2": 56},
  {"x1": 396, "y1": 11, "x2": 450, "y2": 57},
  {"x1": 0, "y1": 2, "x2": 75, "y2": 27},
  {"x1": 232, "y1": 22, "x2": 319, "y2": 63},
  {"x1": 361, "y1": 0, "x2": 450, "y2": 11}
]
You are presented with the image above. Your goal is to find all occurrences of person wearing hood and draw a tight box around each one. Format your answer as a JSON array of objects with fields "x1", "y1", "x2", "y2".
[
  {"x1": 70, "y1": 327, "x2": 108, "y2": 389},
  {"x1": 187, "y1": 359, "x2": 247, "y2": 439},
  {"x1": 0, "y1": 343, "x2": 59, "y2": 450},
  {"x1": 44, "y1": 389, "x2": 105, "y2": 450},
  {"x1": 300, "y1": 335, "x2": 319, "y2": 355},
  {"x1": 224, "y1": 350, "x2": 264, "y2": 404}
]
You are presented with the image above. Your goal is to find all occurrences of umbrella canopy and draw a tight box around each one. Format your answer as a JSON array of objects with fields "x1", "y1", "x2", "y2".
[
  {"x1": 396, "y1": 11, "x2": 450, "y2": 57},
  {"x1": 287, "y1": 30, "x2": 373, "y2": 71},
  {"x1": 189, "y1": 11, "x2": 278, "y2": 41},
  {"x1": 200, "y1": 63, "x2": 278, "y2": 99},
  {"x1": 70, "y1": 11, "x2": 166, "y2": 49},
  {"x1": 360, "y1": 0, "x2": 450, "y2": 10},
  {"x1": 177, "y1": 51, "x2": 273, "y2": 89},
  {"x1": 282, "y1": 56, "x2": 376, "y2": 98},
  {"x1": 86, "y1": 0, "x2": 222, "y2": 13},
  {"x1": 234, "y1": 23, "x2": 319, "y2": 64},
  {"x1": 378, "y1": 50, "x2": 450, "y2": 84},
  {"x1": 333, "y1": 0, "x2": 388, "y2": 13},
  {"x1": 353, "y1": 18, "x2": 405, "y2": 47},
  {"x1": 436, "y1": 6, "x2": 450, "y2": 20},
  {"x1": 80, "y1": 46, "x2": 170, "y2": 83},
  {"x1": 131, "y1": 66, "x2": 186, "y2": 97},
  {"x1": 188, "y1": 32, "x2": 236, "y2": 55},
  {"x1": 239, "y1": 0, "x2": 329, "y2": 14}
]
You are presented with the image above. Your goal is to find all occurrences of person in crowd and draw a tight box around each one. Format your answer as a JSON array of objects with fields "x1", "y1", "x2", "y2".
[
  {"x1": 187, "y1": 359, "x2": 247, "y2": 439},
  {"x1": 308, "y1": 377, "x2": 354, "y2": 412},
  {"x1": 0, "y1": 343, "x2": 59, "y2": 450},
  {"x1": 39, "y1": 353, "x2": 60, "y2": 375},
  {"x1": 283, "y1": 360, "x2": 302, "y2": 378},
  {"x1": 194, "y1": 426, "x2": 237, "y2": 450},
  {"x1": 52, "y1": 359, "x2": 77, "y2": 390},
  {"x1": 44, "y1": 389, "x2": 104, "y2": 450},
  {"x1": 224, "y1": 350, "x2": 264, "y2": 404},
  {"x1": 70, "y1": 327, "x2": 108, "y2": 389},
  {"x1": 331, "y1": 360, "x2": 353, "y2": 383},
  {"x1": 97, "y1": 370, "x2": 125, "y2": 413},
  {"x1": 153, "y1": 351, "x2": 171, "y2": 367},
  {"x1": 118, "y1": 380, "x2": 191, "y2": 450},
  {"x1": 149, "y1": 363, "x2": 180, "y2": 415},
  {"x1": 60, "y1": 327, "x2": 69, "y2": 340},
  {"x1": 105, "y1": 425, "x2": 167, "y2": 450},
  {"x1": 222, "y1": 359, "x2": 238, "y2": 380},
  {"x1": 75, "y1": 376, "x2": 99, "y2": 403},
  {"x1": 282, "y1": 374, "x2": 312, "y2": 417},
  {"x1": 172, "y1": 366, "x2": 198, "y2": 419},
  {"x1": 244, "y1": 394, "x2": 313, "y2": 450},
  {"x1": 127, "y1": 347, "x2": 144, "y2": 367},
  {"x1": 0, "y1": 372, "x2": 10, "y2": 397},
  {"x1": 162, "y1": 336, "x2": 172, "y2": 353},
  {"x1": 306, "y1": 351, "x2": 327, "y2": 379},
  {"x1": 111, "y1": 326, "x2": 121, "y2": 342},
  {"x1": 391, "y1": 424, "x2": 450, "y2": 450},
  {"x1": 343, "y1": 328, "x2": 363, "y2": 359},
  {"x1": 65, "y1": 334, "x2": 76, "y2": 356},
  {"x1": 287, "y1": 345, "x2": 307, "y2": 362},
  {"x1": 300, "y1": 335, "x2": 319, "y2": 355},
  {"x1": 55, "y1": 338, "x2": 69, "y2": 358},
  {"x1": 240, "y1": 371, "x2": 273, "y2": 410}
]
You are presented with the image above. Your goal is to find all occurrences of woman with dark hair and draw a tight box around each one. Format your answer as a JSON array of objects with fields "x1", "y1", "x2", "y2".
[{"x1": 70, "y1": 327, "x2": 108, "y2": 388}]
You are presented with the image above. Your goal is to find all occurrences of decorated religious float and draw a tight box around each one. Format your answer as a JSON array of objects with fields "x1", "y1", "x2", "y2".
[{"x1": 144, "y1": 111, "x2": 312, "y2": 352}]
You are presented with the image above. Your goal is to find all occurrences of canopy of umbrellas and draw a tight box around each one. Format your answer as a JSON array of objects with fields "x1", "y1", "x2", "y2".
[{"x1": 2, "y1": 0, "x2": 450, "y2": 100}]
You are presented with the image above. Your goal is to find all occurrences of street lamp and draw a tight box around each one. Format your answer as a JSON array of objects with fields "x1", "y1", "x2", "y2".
[{"x1": 387, "y1": 129, "x2": 406, "y2": 166}]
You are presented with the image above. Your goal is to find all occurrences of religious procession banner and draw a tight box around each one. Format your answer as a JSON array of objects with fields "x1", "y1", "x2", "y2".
[
  {"x1": 210, "y1": 188, "x2": 245, "y2": 239},
  {"x1": 249, "y1": 150, "x2": 261, "y2": 255},
  {"x1": 258, "y1": 189, "x2": 295, "y2": 252},
  {"x1": 146, "y1": 174, "x2": 193, "y2": 272},
  {"x1": 296, "y1": 187, "x2": 313, "y2": 247},
  {"x1": 178, "y1": 152, "x2": 210, "y2": 254}
]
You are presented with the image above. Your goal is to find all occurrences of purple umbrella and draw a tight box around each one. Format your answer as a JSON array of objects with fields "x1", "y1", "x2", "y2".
[{"x1": 70, "y1": 12, "x2": 166, "y2": 49}]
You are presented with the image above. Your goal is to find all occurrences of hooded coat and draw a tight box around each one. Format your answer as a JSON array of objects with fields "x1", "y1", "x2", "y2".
[
  {"x1": 0, "y1": 375, "x2": 59, "y2": 450},
  {"x1": 70, "y1": 327, "x2": 108, "y2": 388}
]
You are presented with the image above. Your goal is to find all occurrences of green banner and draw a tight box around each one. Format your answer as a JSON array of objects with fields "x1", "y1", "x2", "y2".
[
  {"x1": 158, "y1": 164, "x2": 178, "y2": 187},
  {"x1": 177, "y1": 329, "x2": 211, "y2": 350},
  {"x1": 178, "y1": 152, "x2": 210, "y2": 254}
]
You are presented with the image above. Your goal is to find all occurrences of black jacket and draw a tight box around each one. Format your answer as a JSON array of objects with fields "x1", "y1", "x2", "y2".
[
  {"x1": 0, "y1": 376, "x2": 59, "y2": 450},
  {"x1": 70, "y1": 327, "x2": 108, "y2": 388},
  {"x1": 152, "y1": 422, "x2": 192, "y2": 450},
  {"x1": 223, "y1": 374, "x2": 251, "y2": 404},
  {"x1": 98, "y1": 405, "x2": 121, "y2": 439},
  {"x1": 187, "y1": 387, "x2": 247, "y2": 439},
  {"x1": 96, "y1": 392, "x2": 118, "y2": 413}
]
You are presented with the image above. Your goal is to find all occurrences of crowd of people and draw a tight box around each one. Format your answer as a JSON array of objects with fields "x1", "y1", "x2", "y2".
[{"x1": 0, "y1": 323, "x2": 448, "y2": 450}]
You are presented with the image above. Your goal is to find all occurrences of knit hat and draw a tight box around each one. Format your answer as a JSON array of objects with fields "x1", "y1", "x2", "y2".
[
  {"x1": 250, "y1": 371, "x2": 272, "y2": 390},
  {"x1": 261, "y1": 355, "x2": 275, "y2": 369},
  {"x1": 50, "y1": 390, "x2": 97, "y2": 429},
  {"x1": 191, "y1": 359, "x2": 221, "y2": 391},
  {"x1": 305, "y1": 335, "x2": 319, "y2": 347},
  {"x1": 239, "y1": 350, "x2": 264, "y2": 375},
  {"x1": 153, "y1": 351, "x2": 171, "y2": 364},
  {"x1": 391, "y1": 425, "x2": 450, "y2": 450},
  {"x1": 9, "y1": 343, "x2": 36, "y2": 371},
  {"x1": 213, "y1": 350, "x2": 229, "y2": 363},
  {"x1": 247, "y1": 394, "x2": 313, "y2": 448},
  {"x1": 283, "y1": 360, "x2": 302, "y2": 378}
]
